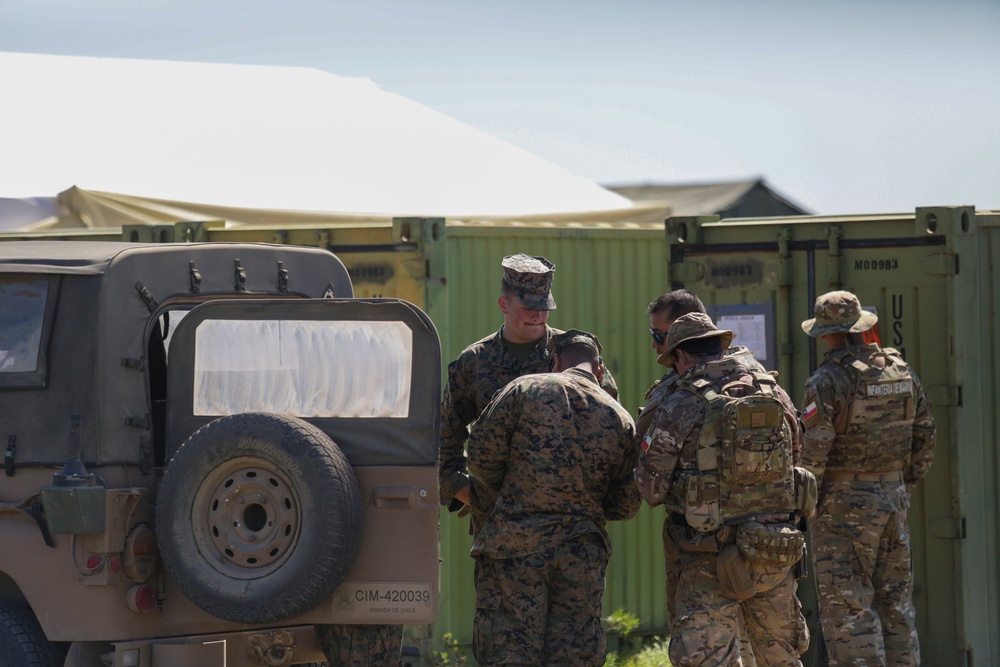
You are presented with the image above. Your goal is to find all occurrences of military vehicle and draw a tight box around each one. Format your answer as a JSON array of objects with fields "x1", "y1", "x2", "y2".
[{"x1": 0, "y1": 241, "x2": 441, "y2": 666}]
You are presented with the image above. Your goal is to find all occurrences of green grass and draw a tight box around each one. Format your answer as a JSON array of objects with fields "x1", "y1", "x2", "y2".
[
  {"x1": 429, "y1": 609, "x2": 674, "y2": 666},
  {"x1": 606, "y1": 636, "x2": 673, "y2": 667},
  {"x1": 604, "y1": 608, "x2": 672, "y2": 667}
]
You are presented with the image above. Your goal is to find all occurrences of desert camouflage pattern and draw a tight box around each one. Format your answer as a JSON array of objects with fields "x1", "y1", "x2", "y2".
[
  {"x1": 635, "y1": 347, "x2": 769, "y2": 626},
  {"x1": 670, "y1": 549, "x2": 808, "y2": 667},
  {"x1": 316, "y1": 623, "x2": 403, "y2": 667},
  {"x1": 637, "y1": 370, "x2": 681, "y2": 625},
  {"x1": 634, "y1": 354, "x2": 806, "y2": 666},
  {"x1": 801, "y1": 289, "x2": 880, "y2": 337},
  {"x1": 438, "y1": 325, "x2": 618, "y2": 506},
  {"x1": 801, "y1": 344, "x2": 936, "y2": 666},
  {"x1": 636, "y1": 371, "x2": 677, "y2": 439},
  {"x1": 473, "y1": 533, "x2": 608, "y2": 666},
  {"x1": 801, "y1": 346, "x2": 935, "y2": 484},
  {"x1": 466, "y1": 367, "x2": 638, "y2": 666},
  {"x1": 634, "y1": 354, "x2": 801, "y2": 513}
]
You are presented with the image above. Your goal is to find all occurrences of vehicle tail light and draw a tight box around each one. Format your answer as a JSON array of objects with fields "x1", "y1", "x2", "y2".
[{"x1": 126, "y1": 584, "x2": 157, "y2": 613}]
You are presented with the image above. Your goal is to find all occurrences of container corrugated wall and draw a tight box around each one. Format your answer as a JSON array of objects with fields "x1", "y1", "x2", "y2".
[{"x1": 664, "y1": 206, "x2": 999, "y2": 666}]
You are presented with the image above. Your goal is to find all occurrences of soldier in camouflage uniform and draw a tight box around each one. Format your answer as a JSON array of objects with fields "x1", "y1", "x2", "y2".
[
  {"x1": 316, "y1": 624, "x2": 402, "y2": 667},
  {"x1": 641, "y1": 292, "x2": 800, "y2": 635},
  {"x1": 640, "y1": 290, "x2": 708, "y2": 626},
  {"x1": 439, "y1": 254, "x2": 618, "y2": 513},
  {"x1": 636, "y1": 313, "x2": 810, "y2": 667},
  {"x1": 466, "y1": 330, "x2": 640, "y2": 666},
  {"x1": 800, "y1": 290, "x2": 936, "y2": 666}
]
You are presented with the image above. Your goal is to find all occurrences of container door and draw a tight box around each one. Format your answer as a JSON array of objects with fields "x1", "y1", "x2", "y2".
[{"x1": 665, "y1": 206, "x2": 976, "y2": 666}]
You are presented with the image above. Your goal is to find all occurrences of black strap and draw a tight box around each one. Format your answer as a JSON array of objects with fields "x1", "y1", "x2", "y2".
[{"x1": 4, "y1": 436, "x2": 15, "y2": 476}]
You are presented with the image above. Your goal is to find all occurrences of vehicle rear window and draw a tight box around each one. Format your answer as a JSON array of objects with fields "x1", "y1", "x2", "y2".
[
  {"x1": 0, "y1": 277, "x2": 49, "y2": 375},
  {"x1": 192, "y1": 319, "x2": 413, "y2": 418}
]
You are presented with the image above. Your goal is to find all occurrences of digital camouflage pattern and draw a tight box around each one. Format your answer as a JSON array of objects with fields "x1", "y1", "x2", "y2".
[
  {"x1": 467, "y1": 367, "x2": 639, "y2": 558},
  {"x1": 438, "y1": 325, "x2": 618, "y2": 506},
  {"x1": 635, "y1": 352, "x2": 806, "y2": 666},
  {"x1": 473, "y1": 534, "x2": 608, "y2": 666},
  {"x1": 547, "y1": 328, "x2": 602, "y2": 355},
  {"x1": 466, "y1": 367, "x2": 639, "y2": 666},
  {"x1": 501, "y1": 253, "x2": 557, "y2": 311},
  {"x1": 801, "y1": 343, "x2": 936, "y2": 666},
  {"x1": 316, "y1": 623, "x2": 403, "y2": 667}
]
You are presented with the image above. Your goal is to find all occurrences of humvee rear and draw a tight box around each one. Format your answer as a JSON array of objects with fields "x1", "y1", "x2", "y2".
[{"x1": 0, "y1": 241, "x2": 440, "y2": 666}]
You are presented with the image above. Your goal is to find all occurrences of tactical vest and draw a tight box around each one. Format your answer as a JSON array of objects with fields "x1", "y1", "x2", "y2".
[
  {"x1": 675, "y1": 357, "x2": 797, "y2": 533},
  {"x1": 826, "y1": 347, "x2": 916, "y2": 472}
]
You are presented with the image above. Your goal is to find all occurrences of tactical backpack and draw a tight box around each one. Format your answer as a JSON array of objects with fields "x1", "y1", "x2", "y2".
[
  {"x1": 826, "y1": 346, "x2": 917, "y2": 471},
  {"x1": 678, "y1": 369, "x2": 797, "y2": 534}
]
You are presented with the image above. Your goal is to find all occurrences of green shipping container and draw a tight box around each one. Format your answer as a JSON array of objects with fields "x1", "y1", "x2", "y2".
[{"x1": 664, "y1": 205, "x2": 998, "y2": 666}]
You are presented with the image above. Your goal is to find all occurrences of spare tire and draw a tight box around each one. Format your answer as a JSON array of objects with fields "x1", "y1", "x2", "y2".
[{"x1": 155, "y1": 413, "x2": 362, "y2": 624}]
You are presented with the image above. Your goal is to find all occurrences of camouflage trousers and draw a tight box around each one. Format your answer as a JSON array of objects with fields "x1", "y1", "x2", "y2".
[
  {"x1": 316, "y1": 624, "x2": 403, "y2": 667},
  {"x1": 473, "y1": 533, "x2": 608, "y2": 666},
  {"x1": 810, "y1": 479, "x2": 918, "y2": 666},
  {"x1": 663, "y1": 512, "x2": 682, "y2": 626},
  {"x1": 669, "y1": 542, "x2": 808, "y2": 667}
]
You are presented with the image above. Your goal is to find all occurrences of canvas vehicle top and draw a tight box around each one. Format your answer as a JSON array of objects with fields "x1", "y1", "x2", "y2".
[{"x1": 0, "y1": 241, "x2": 441, "y2": 666}]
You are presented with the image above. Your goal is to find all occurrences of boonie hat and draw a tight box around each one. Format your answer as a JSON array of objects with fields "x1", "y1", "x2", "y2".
[
  {"x1": 501, "y1": 254, "x2": 557, "y2": 311},
  {"x1": 658, "y1": 312, "x2": 733, "y2": 366},
  {"x1": 801, "y1": 290, "x2": 878, "y2": 337},
  {"x1": 547, "y1": 328, "x2": 602, "y2": 356}
]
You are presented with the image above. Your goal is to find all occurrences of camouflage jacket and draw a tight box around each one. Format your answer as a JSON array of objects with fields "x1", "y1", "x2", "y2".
[
  {"x1": 801, "y1": 344, "x2": 936, "y2": 488},
  {"x1": 466, "y1": 367, "x2": 639, "y2": 559},
  {"x1": 635, "y1": 371, "x2": 677, "y2": 443},
  {"x1": 634, "y1": 352, "x2": 801, "y2": 514},
  {"x1": 438, "y1": 325, "x2": 618, "y2": 506}
]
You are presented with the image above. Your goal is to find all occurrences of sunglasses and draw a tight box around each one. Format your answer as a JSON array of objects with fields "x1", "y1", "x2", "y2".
[{"x1": 649, "y1": 327, "x2": 667, "y2": 345}]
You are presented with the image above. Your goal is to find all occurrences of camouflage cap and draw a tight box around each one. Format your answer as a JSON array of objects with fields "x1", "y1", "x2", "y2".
[
  {"x1": 547, "y1": 328, "x2": 602, "y2": 356},
  {"x1": 501, "y1": 254, "x2": 557, "y2": 311},
  {"x1": 801, "y1": 290, "x2": 878, "y2": 337},
  {"x1": 658, "y1": 312, "x2": 733, "y2": 366}
]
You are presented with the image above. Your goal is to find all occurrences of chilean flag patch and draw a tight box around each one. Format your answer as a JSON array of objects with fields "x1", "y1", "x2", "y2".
[
  {"x1": 642, "y1": 433, "x2": 652, "y2": 452},
  {"x1": 802, "y1": 401, "x2": 818, "y2": 423}
]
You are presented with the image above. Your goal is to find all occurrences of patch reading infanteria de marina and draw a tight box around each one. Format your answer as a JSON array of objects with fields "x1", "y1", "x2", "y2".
[{"x1": 867, "y1": 380, "x2": 913, "y2": 397}]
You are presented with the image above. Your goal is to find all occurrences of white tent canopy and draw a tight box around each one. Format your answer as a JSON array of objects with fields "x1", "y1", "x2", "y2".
[{"x1": 1, "y1": 52, "x2": 648, "y2": 224}]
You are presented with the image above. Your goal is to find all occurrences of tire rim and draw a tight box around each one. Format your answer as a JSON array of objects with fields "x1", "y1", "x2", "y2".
[{"x1": 191, "y1": 456, "x2": 303, "y2": 579}]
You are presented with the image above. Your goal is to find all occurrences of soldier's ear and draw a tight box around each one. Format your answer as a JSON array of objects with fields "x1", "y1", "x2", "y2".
[{"x1": 595, "y1": 358, "x2": 605, "y2": 383}]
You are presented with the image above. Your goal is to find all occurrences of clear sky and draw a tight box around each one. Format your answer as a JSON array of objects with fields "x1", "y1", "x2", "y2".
[{"x1": 2, "y1": 0, "x2": 998, "y2": 215}]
